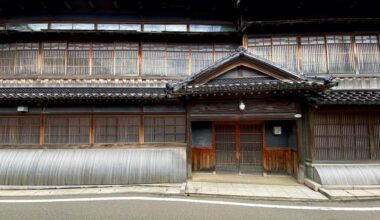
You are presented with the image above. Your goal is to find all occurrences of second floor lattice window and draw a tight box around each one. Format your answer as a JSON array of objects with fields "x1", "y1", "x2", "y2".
[
  {"x1": 326, "y1": 35, "x2": 355, "y2": 74},
  {"x1": 355, "y1": 35, "x2": 380, "y2": 74},
  {"x1": 300, "y1": 37, "x2": 327, "y2": 74},
  {"x1": 42, "y1": 43, "x2": 66, "y2": 75},
  {"x1": 67, "y1": 43, "x2": 91, "y2": 76},
  {"x1": 0, "y1": 43, "x2": 38, "y2": 76}
]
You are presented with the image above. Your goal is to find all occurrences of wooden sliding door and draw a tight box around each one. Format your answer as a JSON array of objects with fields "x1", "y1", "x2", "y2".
[{"x1": 214, "y1": 123, "x2": 263, "y2": 174}]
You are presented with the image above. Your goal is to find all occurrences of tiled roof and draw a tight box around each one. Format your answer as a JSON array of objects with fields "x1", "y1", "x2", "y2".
[
  {"x1": 0, "y1": 87, "x2": 168, "y2": 101},
  {"x1": 177, "y1": 80, "x2": 331, "y2": 95},
  {"x1": 309, "y1": 90, "x2": 380, "y2": 105},
  {"x1": 167, "y1": 47, "x2": 334, "y2": 95}
]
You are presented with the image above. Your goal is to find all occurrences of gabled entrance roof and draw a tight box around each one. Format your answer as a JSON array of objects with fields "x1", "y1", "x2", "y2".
[{"x1": 167, "y1": 47, "x2": 335, "y2": 96}]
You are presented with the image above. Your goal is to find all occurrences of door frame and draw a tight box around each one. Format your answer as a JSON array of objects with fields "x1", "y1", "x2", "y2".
[{"x1": 212, "y1": 121, "x2": 266, "y2": 172}]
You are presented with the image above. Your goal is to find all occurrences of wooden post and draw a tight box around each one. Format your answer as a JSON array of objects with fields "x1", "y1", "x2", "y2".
[
  {"x1": 235, "y1": 124, "x2": 240, "y2": 172},
  {"x1": 242, "y1": 33, "x2": 248, "y2": 49},
  {"x1": 139, "y1": 114, "x2": 144, "y2": 144},
  {"x1": 186, "y1": 103, "x2": 192, "y2": 178},
  {"x1": 308, "y1": 109, "x2": 315, "y2": 161},
  {"x1": 90, "y1": 115, "x2": 95, "y2": 147},
  {"x1": 138, "y1": 42, "x2": 142, "y2": 76},
  {"x1": 324, "y1": 35, "x2": 330, "y2": 73},
  {"x1": 39, "y1": 115, "x2": 45, "y2": 147},
  {"x1": 351, "y1": 35, "x2": 359, "y2": 74}
]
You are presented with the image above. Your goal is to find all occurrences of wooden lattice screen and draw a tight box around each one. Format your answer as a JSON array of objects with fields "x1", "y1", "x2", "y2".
[
  {"x1": 300, "y1": 36, "x2": 327, "y2": 74},
  {"x1": 44, "y1": 117, "x2": 91, "y2": 144},
  {"x1": 313, "y1": 112, "x2": 371, "y2": 160},
  {"x1": 0, "y1": 117, "x2": 40, "y2": 144},
  {"x1": 375, "y1": 115, "x2": 380, "y2": 159},
  {"x1": 144, "y1": 116, "x2": 186, "y2": 143},
  {"x1": 94, "y1": 116, "x2": 140, "y2": 144}
]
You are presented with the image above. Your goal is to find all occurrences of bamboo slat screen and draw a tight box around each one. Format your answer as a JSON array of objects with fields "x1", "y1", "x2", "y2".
[
  {"x1": 92, "y1": 43, "x2": 114, "y2": 76},
  {"x1": 247, "y1": 38, "x2": 272, "y2": 60},
  {"x1": 0, "y1": 43, "x2": 39, "y2": 76},
  {"x1": 191, "y1": 45, "x2": 214, "y2": 74},
  {"x1": 355, "y1": 36, "x2": 380, "y2": 74},
  {"x1": 44, "y1": 117, "x2": 90, "y2": 144},
  {"x1": 167, "y1": 44, "x2": 189, "y2": 76},
  {"x1": 141, "y1": 43, "x2": 167, "y2": 76},
  {"x1": 248, "y1": 34, "x2": 380, "y2": 74},
  {"x1": 313, "y1": 112, "x2": 371, "y2": 160},
  {"x1": 144, "y1": 116, "x2": 186, "y2": 143},
  {"x1": 94, "y1": 116, "x2": 140, "y2": 143},
  {"x1": 326, "y1": 36, "x2": 355, "y2": 74},
  {"x1": 272, "y1": 37, "x2": 298, "y2": 72},
  {"x1": 42, "y1": 43, "x2": 66, "y2": 75},
  {"x1": 114, "y1": 43, "x2": 139, "y2": 75},
  {"x1": 0, "y1": 42, "x2": 236, "y2": 77},
  {"x1": 67, "y1": 43, "x2": 90, "y2": 76},
  {"x1": 141, "y1": 43, "x2": 235, "y2": 76},
  {"x1": 375, "y1": 115, "x2": 380, "y2": 160},
  {"x1": 0, "y1": 117, "x2": 40, "y2": 144},
  {"x1": 300, "y1": 37, "x2": 327, "y2": 74}
]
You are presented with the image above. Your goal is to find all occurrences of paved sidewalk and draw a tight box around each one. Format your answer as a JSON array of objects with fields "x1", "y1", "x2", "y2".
[
  {"x1": 320, "y1": 188, "x2": 380, "y2": 200},
  {"x1": 185, "y1": 181, "x2": 327, "y2": 200},
  {"x1": 0, "y1": 184, "x2": 183, "y2": 197}
]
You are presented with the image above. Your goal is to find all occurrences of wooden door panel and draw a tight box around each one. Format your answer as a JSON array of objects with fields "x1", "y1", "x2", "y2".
[
  {"x1": 214, "y1": 125, "x2": 238, "y2": 172},
  {"x1": 239, "y1": 125, "x2": 263, "y2": 174}
]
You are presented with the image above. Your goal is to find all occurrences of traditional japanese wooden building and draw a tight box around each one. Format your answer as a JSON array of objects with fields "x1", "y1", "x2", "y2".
[{"x1": 0, "y1": 0, "x2": 379, "y2": 186}]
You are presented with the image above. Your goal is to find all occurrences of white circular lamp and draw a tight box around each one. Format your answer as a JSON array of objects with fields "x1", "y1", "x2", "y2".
[{"x1": 239, "y1": 100, "x2": 245, "y2": 111}]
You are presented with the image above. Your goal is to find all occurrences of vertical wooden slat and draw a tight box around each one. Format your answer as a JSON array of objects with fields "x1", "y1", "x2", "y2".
[{"x1": 369, "y1": 112, "x2": 376, "y2": 160}]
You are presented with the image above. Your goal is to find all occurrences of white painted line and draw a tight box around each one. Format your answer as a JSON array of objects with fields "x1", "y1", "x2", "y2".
[{"x1": 0, "y1": 196, "x2": 379, "y2": 212}]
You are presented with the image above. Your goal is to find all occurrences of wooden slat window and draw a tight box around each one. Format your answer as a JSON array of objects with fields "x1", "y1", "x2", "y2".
[
  {"x1": 247, "y1": 38, "x2": 272, "y2": 60},
  {"x1": 0, "y1": 117, "x2": 40, "y2": 145},
  {"x1": 214, "y1": 44, "x2": 236, "y2": 62},
  {"x1": 355, "y1": 35, "x2": 380, "y2": 74},
  {"x1": 313, "y1": 112, "x2": 370, "y2": 160},
  {"x1": 326, "y1": 35, "x2": 355, "y2": 74},
  {"x1": 144, "y1": 116, "x2": 186, "y2": 143},
  {"x1": 166, "y1": 44, "x2": 189, "y2": 76},
  {"x1": 44, "y1": 117, "x2": 90, "y2": 144},
  {"x1": 114, "y1": 43, "x2": 139, "y2": 75},
  {"x1": 300, "y1": 36, "x2": 327, "y2": 74},
  {"x1": 272, "y1": 37, "x2": 298, "y2": 72},
  {"x1": 141, "y1": 43, "x2": 166, "y2": 76},
  {"x1": 94, "y1": 116, "x2": 140, "y2": 143},
  {"x1": 14, "y1": 43, "x2": 39, "y2": 75},
  {"x1": 375, "y1": 115, "x2": 380, "y2": 159},
  {"x1": 92, "y1": 43, "x2": 114, "y2": 76},
  {"x1": 42, "y1": 42, "x2": 66, "y2": 75},
  {"x1": 191, "y1": 44, "x2": 214, "y2": 74},
  {"x1": 67, "y1": 43, "x2": 90, "y2": 76},
  {"x1": 0, "y1": 44, "x2": 15, "y2": 75}
]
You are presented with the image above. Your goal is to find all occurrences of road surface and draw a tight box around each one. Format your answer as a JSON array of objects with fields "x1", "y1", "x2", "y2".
[{"x1": 1, "y1": 194, "x2": 379, "y2": 220}]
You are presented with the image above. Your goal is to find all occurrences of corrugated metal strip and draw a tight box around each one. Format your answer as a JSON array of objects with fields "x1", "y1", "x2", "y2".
[
  {"x1": 313, "y1": 164, "x2": 380, "y2": 185},
  {"x1": 0, "y1": 148, "x2": 187, "y2": 185}
]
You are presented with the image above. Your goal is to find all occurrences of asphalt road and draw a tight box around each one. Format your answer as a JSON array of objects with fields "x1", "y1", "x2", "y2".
[{"x1": 1, "y1": 194, "x2": 380, "y2": 220}]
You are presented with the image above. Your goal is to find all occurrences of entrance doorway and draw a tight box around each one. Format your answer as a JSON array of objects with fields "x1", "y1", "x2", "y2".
[{"x1": 214, "y1": 123, "x2": 263, "y2": 174}]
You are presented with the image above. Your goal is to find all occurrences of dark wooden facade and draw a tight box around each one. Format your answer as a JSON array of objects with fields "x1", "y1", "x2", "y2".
[{"x1": 0, "y1": 0, "x2": 380, "y2": 186}]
